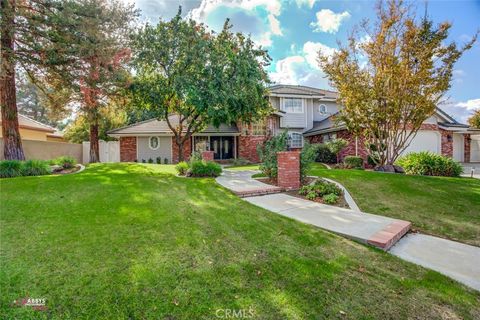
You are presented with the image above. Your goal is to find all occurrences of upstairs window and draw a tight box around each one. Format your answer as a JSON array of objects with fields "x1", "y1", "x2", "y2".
[
  {"x1": 283, "y1": 98, "x2": 303, "y2": 113},
  {"x1": 252, "y1": 121, "x2": 266, "y2": 136},
  {"x1": 289, "y1": 132, "x2": 303, "y2": 148},
  {"x1": 318, "y1": 104, "x2": 327, "y2": 114}
]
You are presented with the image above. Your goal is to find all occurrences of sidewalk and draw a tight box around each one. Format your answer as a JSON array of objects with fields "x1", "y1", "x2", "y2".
[{"x1": 217, "y1": 169, "x2": 480, "y2": 291}]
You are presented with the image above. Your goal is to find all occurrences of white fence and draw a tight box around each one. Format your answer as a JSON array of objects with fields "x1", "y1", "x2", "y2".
[{"x1": 82, "y1": 140, "x2": 120, "y2": 163}]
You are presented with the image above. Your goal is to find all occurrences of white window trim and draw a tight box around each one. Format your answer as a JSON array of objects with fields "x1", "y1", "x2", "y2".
[
  {"x1": 318, "y1": 104, "x2": 327, "y2": 114},
  {"x1": 149, "y1": 136, "x2": 160, "y2": 150},
  {"x1": 282, "y1": 97, "x2": 304, "y2": 114},
  {"x1": 289, "y1": 132, "x2": 304, "y2": 148}
]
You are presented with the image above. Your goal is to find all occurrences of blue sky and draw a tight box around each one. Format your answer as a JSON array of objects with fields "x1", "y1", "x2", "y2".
[{"x1": 123, "y1": 0, "x2": 480, "y2": 123}]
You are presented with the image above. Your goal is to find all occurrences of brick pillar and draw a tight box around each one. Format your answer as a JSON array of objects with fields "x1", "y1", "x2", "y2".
[
  {"x1": 277, "y1": 151, "x2": 301, "y2": 190},
  {"x1": 464, "y1": 134, "x2": 471, "y2": 163},
  {"x1": 202, "y1": 151, "x2": 214, "y2": 161},
  {"x1": 440, "y1": 129, "x2": 453, "y2": 157}
]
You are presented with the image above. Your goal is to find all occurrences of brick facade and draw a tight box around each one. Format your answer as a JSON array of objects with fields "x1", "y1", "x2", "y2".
[
  {"x1": 337, "y1": 130, "x2": 369, "y2": 163},
  {"x1": 277, "y1": 151, "x2": 301, "y2": 189},
  {"x1": 120, "y1": 137, "x2": 137, "y2": 162},
  {"x1": 440, "y1": 129, "x2": 453, "y2": 157},
  {"x1": 237, "y1": 116, "x2": 277, "y2": 163},
  {"x1": 172, "y1": 137, "x2": 192, "y2": 163},
  {"x1": 464, "y1": 134, "x2": 471, "y2": 163},
  {"x1": 201, "y1": 150, "x2": 214, "y2": 161}
]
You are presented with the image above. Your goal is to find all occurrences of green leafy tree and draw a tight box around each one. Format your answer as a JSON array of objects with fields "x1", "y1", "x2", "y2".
[
  {"x1": 325, "y1": 138, "x2": 348, "y2": 163},
  {"x1": 319, "y1": 0, "x2": 477, "y2": 166},
  {"x1": 257, "y1": 130, "x2": 288, "y2": 178},
  {"x1": 468, "y1": 109, "x2": 480, "y2": 129},
  {"x1": 130, "y1": 11, "x2": 272, "y2": 161}
]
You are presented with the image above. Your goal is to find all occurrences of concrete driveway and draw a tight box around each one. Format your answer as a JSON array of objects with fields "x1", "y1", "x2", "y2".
[{"x1": 460, "y1": 163, "x2": 480, "y2": 179}]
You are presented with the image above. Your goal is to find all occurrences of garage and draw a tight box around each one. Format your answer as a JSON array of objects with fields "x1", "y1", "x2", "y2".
[
  {"x1": 471, "y1": 135, "x2": 480, "y2": 162},
  {"x1": 401, "y1": 130, "x2": 441, "y2": 156}
]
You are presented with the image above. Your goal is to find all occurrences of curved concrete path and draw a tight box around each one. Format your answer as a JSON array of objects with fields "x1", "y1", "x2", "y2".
[{"x1": 217, "y1": 169, "x2": 480, "y2": 291}]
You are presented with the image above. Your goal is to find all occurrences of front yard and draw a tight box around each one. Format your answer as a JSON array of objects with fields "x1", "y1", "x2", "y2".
[
  {"x1": 309, "y1": 163, "x2": 480, "y2": 247},
  {"x1": 1, "y1": 163, "x2": 479, "y2": 318}
]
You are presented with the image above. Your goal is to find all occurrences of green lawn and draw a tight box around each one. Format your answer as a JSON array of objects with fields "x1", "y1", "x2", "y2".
[
  {"x1": 309, "y1": 163, "x2": 480, "y2": 246},
  {"x1": 1, "y1": 164, "x2": 479, "y2": 318},
  {"x1": 224, "y1": 164, "x2": 260, "y2": 171}
]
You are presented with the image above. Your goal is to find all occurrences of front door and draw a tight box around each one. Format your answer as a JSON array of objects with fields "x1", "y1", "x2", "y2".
[{"x1": 210, "y1": 136, "x2": 234, "y2": 160}]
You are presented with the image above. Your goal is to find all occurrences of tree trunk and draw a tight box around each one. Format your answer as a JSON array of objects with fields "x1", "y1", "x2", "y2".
[
  {"x1": 1, "y1": 0, "x2": 25, "y2": 160},
  {"x1": 177, "y1": 140, "x2": 184, "y2": 162},
  {"x1": 89, "y1": 122, "x2": 100, "y2": 163}
]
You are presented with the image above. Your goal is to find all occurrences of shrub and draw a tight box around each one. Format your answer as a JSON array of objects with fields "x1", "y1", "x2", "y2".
[
  {"x1": 188, "y1": 160, "x2": 222, "y2": 177},
  {"x1": 396, "y1": 152, "x2": 462, "y2": 177},
  {"x1": 325, "y1": 138, "x2": 348, "y2": 163},
  {"x1": 148, "y1": 158, "x2": 154, "y2": 164},
  {"x1": 190, "y1": 151, "x2": 202, "y2": 163},
  {"x1": 306, "y1": 191, "x2": 317, "y2": 200},
  {"x1": 156, "y1": 157, "x2": 162, "y2": 164},
  {"x1": 344, "y1": 156, "x2": 363, "y2": 169},
  {"x1": 21, "y1": 160, "x2": 51, "y2": 176},
  {"x1": 257, "y1": 130, "x2": 288, "y2": 178},
  {"x1": 53, "y1": 156, "x2": 77, "y2": 169},
  {"x1": 322, "y1": 193, "x2": 339, "y2": 205},
  {"x1": 298, "y1": 179, "x2": 342, "y2": 201},
  {"x1": 316, "y1": 144, "x2": 336, "y2": 163},
  {"x1": 300, "y1": 142, "x2": 319, "y2": 182},
  {"x1": 175, "y1": 161, "x2": 189, "y2": 176},
  {"x1": 164, "y1": 158, "x2": 169, "y2": 164},
  {"x1": 0, "y1": 160, "x2": 23, "y2": 178}
]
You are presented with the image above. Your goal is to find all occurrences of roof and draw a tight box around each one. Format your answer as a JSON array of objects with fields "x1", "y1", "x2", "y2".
[
  {"x1": 108, "y1": 115, "x2": 239, "y2": 136},
  {"x1": 268, "y1": 85, "x2": 339, "y2": 99},
  {"x1": 0, "y1": 113, "x2": 56, "y2": 133}
]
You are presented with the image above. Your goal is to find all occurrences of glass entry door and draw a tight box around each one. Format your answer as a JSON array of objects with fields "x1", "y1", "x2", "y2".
[{"x1": 210, "y1": 136, "x2": 234, "y2": 160}]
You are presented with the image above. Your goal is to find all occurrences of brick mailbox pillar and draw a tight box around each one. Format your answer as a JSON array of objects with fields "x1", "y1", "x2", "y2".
[
  {"x1": 277, "y1": 151, "x2": 301, "y2": 190},
  {"x1": 202, "y1": 151, "x2": 215, "y2": 161}
]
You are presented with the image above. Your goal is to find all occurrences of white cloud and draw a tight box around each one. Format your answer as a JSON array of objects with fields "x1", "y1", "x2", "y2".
[
  {"x1": 440, "y1": 98, "x2": 480, "y2": 124},
  {"x1": 295, "y1": 0, "x2": 316, "y2": 8},
  {"x1": 303, "y1": 41, "x2": 336, "y2": 69},
  {"x1": 310, "y1": 9, "x2": 350, "y2": 33},
  {"x1": 188, "y1": 0, "x2": 283, "y2": 46},
  {"x1": 269, "y1": 41, "x2": 336, "y2": 88}
]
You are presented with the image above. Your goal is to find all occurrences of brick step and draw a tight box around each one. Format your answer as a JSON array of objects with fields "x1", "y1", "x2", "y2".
[
  {"x1": 367, "y1": 220, "x2": 412, "y2": 251},
  {"x1": 235, "y1": 187, "x2": 284, "y2": 198}
]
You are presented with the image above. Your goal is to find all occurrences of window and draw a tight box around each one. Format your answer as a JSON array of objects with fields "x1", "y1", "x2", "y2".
[
  {"x1": 194, "y1": 136, "x2": 209, "y2": 152},
  {"x1": 289, "y1": 132, "x2": 303, "y2": 148},
  {"x1": 318, "y1": 104, "x2": 327, "y2": 114},
  {"x1": 322, "y1": 133, "x2": 337, "y2": 142},
  {"x1": 149, "y1": 136, "x2": 160, "y2": 150},
  {"x1": 251, "y1": 121, "x2": 266, "y2": 136},
  {"x1": 283, "y1": 98, "x2": 303, "y2": 113}
]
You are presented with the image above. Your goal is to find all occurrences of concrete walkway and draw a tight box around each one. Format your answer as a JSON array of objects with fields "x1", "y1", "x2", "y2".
[
  {"x1": 391, "y1": 234, "x2": 480, "y2": 291},
  {"x1": 217, "y1": 169, "x2": 480, "y2": 291},
  {"x1": 460, "y1": 163, "x2": 480, "y2": 179},
  {"x1": 216, "y1": 170, "x2": 283, "y2": 197}
]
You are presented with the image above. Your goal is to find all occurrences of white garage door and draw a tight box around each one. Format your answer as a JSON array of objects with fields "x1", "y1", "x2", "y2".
[
  {"x1": 471, "y1": 135, "x2": 480, "y2": 162},
  {"x1": 401, "y1": 131, "x2": 440, "y2": 156}
]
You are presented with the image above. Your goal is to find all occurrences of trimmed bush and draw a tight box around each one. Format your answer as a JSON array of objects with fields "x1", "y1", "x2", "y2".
[
  {"x1": 300, "y1": 142, "x2": 319, "y2": 182},
  {"x1": 322, "y1": 193, "x2": 339, "y2": 205},
  {"x1": 175, "y1": 161, "x2": 189, "y2": 176},
  {"x1": 316, "y1": 144, "x2": 336, "y2": 164},
  {"x1": 0, "y1": 160, "x2": 23, "y2": 178},
  {"x1": 21, "y1": 160, "x2": 51, "y2": 176},
  {"x1": 298, "y1": 179, "x2": 342, "y2": 199},
  {"x1": 344, "y1": 156, "x2": 363, "y2": 169},
  {"x1": 396, "y1": 152, "x2": 462, "y2": 177},
  {"x1": 188, "y1": 160, "x2": 222, "y2": 177},
  {"x1": 156, "y1": 157, "x2": 162, "y2": 164},
  {"x1": 54, "y1": 156, "x2": 77, "y2": 169}
]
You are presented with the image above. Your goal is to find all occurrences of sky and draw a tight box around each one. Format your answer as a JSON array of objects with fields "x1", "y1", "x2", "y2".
[{"x1": 121, "y1": 0, "x2": 480, "y2": 124}]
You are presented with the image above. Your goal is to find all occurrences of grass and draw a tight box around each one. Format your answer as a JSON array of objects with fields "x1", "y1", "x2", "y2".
[
  {"x1": 1, "y1": 163, "x2": 479, "y2": 319},
  {"x1": 309, "y1": 163, "x2": 480, "y2": 246}
]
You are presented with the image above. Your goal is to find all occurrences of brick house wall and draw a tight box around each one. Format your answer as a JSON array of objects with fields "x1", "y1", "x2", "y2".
[
  {"x1": 120, "y1": 137, "x2": 137, "y2": 162},
  {"x1": 237, "y1": 116, "x2": 277, "y2": 163},
  {"x1": 172, "y1": 137, "x2": 192, "y2": 163}
]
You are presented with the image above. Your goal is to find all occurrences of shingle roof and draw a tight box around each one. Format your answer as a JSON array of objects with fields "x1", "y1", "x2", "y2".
[
  {"x1": 108, "y1": 115, "x2": 239, "y2": 135},
  {"x1": 0, "y1": 113, "x2": 56, "y2": 133},
  {"x1": 268, "y1": 85, "x2": 338, "y2": 99}
]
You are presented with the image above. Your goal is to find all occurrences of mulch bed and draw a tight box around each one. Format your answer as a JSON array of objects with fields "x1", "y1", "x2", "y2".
[{"x1": 256, "y1": 176, "x2": 350, "y2": 209}]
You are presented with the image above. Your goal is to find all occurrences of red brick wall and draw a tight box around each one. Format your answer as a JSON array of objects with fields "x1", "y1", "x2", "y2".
[
  {"x1": 277, "y1": 151, "x2": 300, "y2": 189},
  {"x1": 337, "y1": 130, "x2": 369, "y2": 163},
  {"x1": 202, "y1": 151, "x2": 214, "y2": 161},
  {"x1": 307, "y1": 135, "x2": 323, "y2": 144},
  {"x1": 464, "y1": 134, "x2": 471, "y2": 163},
  {"x1": 120, "y1": 137, "x2": 137, "y2": 162},
  {"x1": 440, "y1": 129, "x2": 453, "y2": 157},
  {"x1": 172, "y1": 137, "x2": 192, "y2": 163},
  {"x1": 237, "y1": 116, "x2": 277, "y2": 163}
]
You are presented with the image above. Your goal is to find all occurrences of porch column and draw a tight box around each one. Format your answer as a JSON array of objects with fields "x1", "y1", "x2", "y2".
[{"x1": 464, "y1": 134, "x2": 471, "y2": 163}]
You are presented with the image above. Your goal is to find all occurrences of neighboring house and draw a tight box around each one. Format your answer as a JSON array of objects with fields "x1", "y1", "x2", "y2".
[
  {"x1": 108, "y1": 84, "x2": 480, "y2": 163},
  {"x1": 0, "y1": 114, "x2": 65, "y2": 142}
]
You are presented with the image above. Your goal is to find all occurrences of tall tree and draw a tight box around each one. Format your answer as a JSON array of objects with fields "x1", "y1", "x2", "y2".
[
  {"x1": 130, "y1": 12, "x2": 272, "y2": 161},
  {"x1": 319, "y1": 0, "x2": 476, "y2": 166},
  {"x1": 1, "y1": 0, "x2": 78, "y2": 159},
  {"x1": 468, "y1": 109, "x2": 480, "y2": 129}
]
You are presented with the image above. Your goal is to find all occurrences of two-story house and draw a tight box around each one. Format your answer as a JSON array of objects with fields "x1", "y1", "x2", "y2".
[{"x1": 108, "y1": 84, "x2": 479, "y2": 164}]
